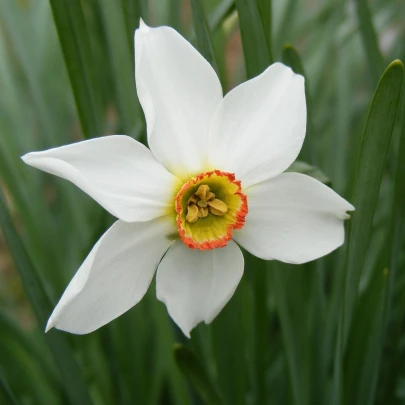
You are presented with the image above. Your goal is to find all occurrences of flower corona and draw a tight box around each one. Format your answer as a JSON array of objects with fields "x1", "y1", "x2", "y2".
[{"x1": 175, "y1": 170, "x2": 248, "y2": 250}]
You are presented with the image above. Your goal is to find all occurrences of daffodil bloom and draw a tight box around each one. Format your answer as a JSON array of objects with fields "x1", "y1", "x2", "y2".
[{"x1": 22, "y1": 21, "x2": 354, "y2": 337}]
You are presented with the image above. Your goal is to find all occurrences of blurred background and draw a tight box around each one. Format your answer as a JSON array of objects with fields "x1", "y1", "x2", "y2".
[{"x1": 1, "y1": 0, "x2": 405, "y2": 404}]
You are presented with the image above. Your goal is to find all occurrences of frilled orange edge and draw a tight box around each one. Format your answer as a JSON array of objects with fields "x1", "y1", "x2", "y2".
[{"x1": 175, "y1": 170, "x2": 248, "y2": 250}]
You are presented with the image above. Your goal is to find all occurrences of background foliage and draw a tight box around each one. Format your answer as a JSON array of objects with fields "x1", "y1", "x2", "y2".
[{"x1": 1, "y1": 0, "x2": 405, "y2": 404}]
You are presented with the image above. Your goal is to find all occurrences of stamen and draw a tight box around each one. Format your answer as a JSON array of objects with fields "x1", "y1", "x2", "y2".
[
  {"x1": 208, "y1": 199, "x2": 228, "y2": 215},
  {"x1": 185, "y1": 184, "x2": 228, "y2": 223},
  {"x1": 186, "y1": 204, "x2": 199, "y2": 223},
  {"x1": 206, "y1": 192, "x2": 215, "y2": 201},
  {"x1": 195, "y1": 185, "x2": 209, "y2": 200}
]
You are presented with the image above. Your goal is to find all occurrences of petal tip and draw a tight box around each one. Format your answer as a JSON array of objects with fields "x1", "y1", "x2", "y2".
[
  {"x1": 183, "y1": 329, "x2": 191, "y2": 339},
  {"x1": 45, "y1": 318, "x2": 55, "y2": 333},
  {"x1": 139, "y1": 18, "x2": 150, "y2": 33},
  {"x1": 21, "y1": 153, "x2": 31, "y2": 164},
  {"x1": 273, "y1": 61, "x2": 305, "y2": 83}
]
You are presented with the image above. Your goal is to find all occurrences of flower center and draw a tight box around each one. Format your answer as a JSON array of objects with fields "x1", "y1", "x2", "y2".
[
  {"x1": 185, "y1": 184, "x2": 228, "y2": 223},
  {"x1": 175, "y1": 170, "x2": 248, "y2": 250}
]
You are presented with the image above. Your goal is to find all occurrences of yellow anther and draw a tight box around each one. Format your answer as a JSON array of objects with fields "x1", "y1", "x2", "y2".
[
  {"x1": 197, "y1": 200, "x2": 207, "y2": 208},
  {"x1": 206, "y1": 192, "x2": 215, "y2": 201},
  {"x1": 186, "y1": 204, "x2": 199, "y2": 223},
  {"x1": 195, "y1": 185, "x2": 209, "y2": 200},
  {"x1": 208, "y1": 199, "x2": 228, "y2": 216}
]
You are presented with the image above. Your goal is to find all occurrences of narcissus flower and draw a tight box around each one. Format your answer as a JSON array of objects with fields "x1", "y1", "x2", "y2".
[{"x1": 22, "y1": 21, "x2": 354, "y2": 337}]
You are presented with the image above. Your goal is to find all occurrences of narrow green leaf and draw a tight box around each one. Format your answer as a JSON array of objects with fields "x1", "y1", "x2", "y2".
[
  {"x1": 190, "y1": 0, "x2": 219, "y2": 74},
  {"x1": 274, "y1": 0, "x2": 298, "y2": 55},
  {"x1": 282, "y1": 44, "x2": 317, "y2": 165},
  {"x1": 281, "y1": 44, "x2": 305, "y2": 75},
  {"x1": 387, "y1": 81, "x2": 405, "y2": 314},
  {"x1": 355, "y1": 0, "x2": 385, "y2": 84},
  {"x1": 49, "y1": 0, "x2": 103, "y2": 138},
  {"x1": 332, "y1": 45, "x2": 352, "y2": 193},
  {"x1": 332, "y1": 323, "x2": 344, "y2": 405},
  {"x1": 152, "y1": 299, "x2": 190, "y2": 405},
  {"x1": 345, "y1": 268, "x2": 388, "y2": 405},
  {"x1": 0, "y1": 312, "x2": 57, "y2": 385},
  {"x1": 271, "y1": 263, "x2": 309, "y2": 405},
  {"x1": 211, "y1": 284, "x2": 247, "y2": 405},
  {"x1": 0, "y1": 0, "x2": 60, "y2": 146},
  {"x1": 0, "y1": 369, "x2": 18, "y2": 405},
  {"x1": 342, "y1": 60, "x2": 404, "y2": 343},
  {"x1": 120, "y1": 0, "x2": 143, "y2": 46},
  {"x1": 98, "y1": 0, "x2": 141, "y2": 137},
  {"x1": 235, "y1": 0, "x2": 272, "y2": 78},
  {"x1": 209, "y1": 0, "x2": 235, "y2": 33},
  {"x1": 0, "y1": 314, "x2": 59, "y2": 404},
  {"x1": 372, "y1": 78, "x2": 405, "y2": 405},
  {"x1": 249, "y1": 255, "x2": 268, "y2": 405},
  {"x1": 174, "y1": 344, "x2": 222, "y2": 405},
  {"x1": 257, "y1": 0, "x2": 273, "y2": 61},
  {"x1": 0, "y1": 189, "x2": 93, "y2": 405}
]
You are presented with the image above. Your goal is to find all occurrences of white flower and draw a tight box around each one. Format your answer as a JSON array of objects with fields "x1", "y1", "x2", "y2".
[{"x1": 22, "y1": 21, "x2": 354, "y2": 337}]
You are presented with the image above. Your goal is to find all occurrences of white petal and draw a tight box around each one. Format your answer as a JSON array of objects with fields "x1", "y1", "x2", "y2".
[
  {"x1": 46, "y1": 216, "x2": 175, "y2": 334},
  {"x1": 234, "y1": 173, "x2": 354, "y2": 264},
  {"x1": 209, "y1": 63, "x2": 306, "y2": 188},
  {"x1": 156, "y1": 240, "x2": 244, "y2": 337},
  {"x1": 22, "y1": 136, "x2": 180, "y2": 222},
  {"x1": 135, "y1": 22, "x2": 223, "y2": 181}
]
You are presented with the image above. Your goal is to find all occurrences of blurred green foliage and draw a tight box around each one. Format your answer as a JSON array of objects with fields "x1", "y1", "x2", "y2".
[{"x1": 1, "y1": 0, "x2": 405, "y2": 404}]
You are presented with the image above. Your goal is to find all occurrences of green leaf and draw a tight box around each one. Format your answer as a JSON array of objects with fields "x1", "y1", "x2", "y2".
[
  {"x1": 0, "y1": 188, "x2": 94, "y2": 405},
  {"x1": 98, "y1": 0, "x2": 142, "y2": 137},
  {"x1": 120, "y1": 0, "x2": 147, "y2": 45},
  {"x1": 235, "y1": 0, "x2": 272, "y2": 78},
  {"x1": 257, "y1": 0, "x2": 273, "y2": 60},
  {"x1": 150, "y1": 296, "x2": 190, "y2": 405},
  {"x1": 0, "y1": 369, "x2": 18, "y2": 405},
  {"x1": 372, "y1": 77, "x2": 405, "y2": 405},
  {"x1": 49, "y1": 0, "x2": 103, "y2": 138},
  {"x1": 209, "y1": 0, "x2": 235, "y2": 33},
  {"x1": 342, "y1": 60, "x2": 404, "y2": 342},
  {"x1": 210, "y1": 284, "x2": 247, "y2": 405},
  {"x1": 249, "y1": 254, "x2": 269, "y2": 405},
  {"x1": 345, "y1": 268, "x2": 389, "y2": 405},
  {"x1": 387, "y1": 81, "x2": 405, "y2": 311},
  {"x1": 281, "y1": 44, "x2": 305, "y2": 75},
  {"x1": 332, "y1": 45, "x2": 352, "y2": 193},
  {"x1": 174, "y1": 344, "x2": 222, "y2": 405},
  {"x1": 355, "y1": 0, "x2": 384, "y2": 85},
  {"x1": 271, "y1": 263, "x2": 310, "y2": 405},
  {"x1": 274, "y1": 0, "x2": 298, "y2": 55},
  {"x1": 190, "y1": 0, "x2": 219, "y2": 74},
  {"x1": 0, "y1": 313, "x2": 59, "y2": 404},
  {"x1": 0, "y1": 0, "x2": 61, "y2": 146},
  {"x1": 282, "y1": 44, "x2": 317, "y2": 165}
]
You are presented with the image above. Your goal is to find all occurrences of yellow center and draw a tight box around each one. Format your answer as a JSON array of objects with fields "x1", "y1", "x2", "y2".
[{"x1": 175, "y1": 170, "x2": 248, "y2": 250}]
